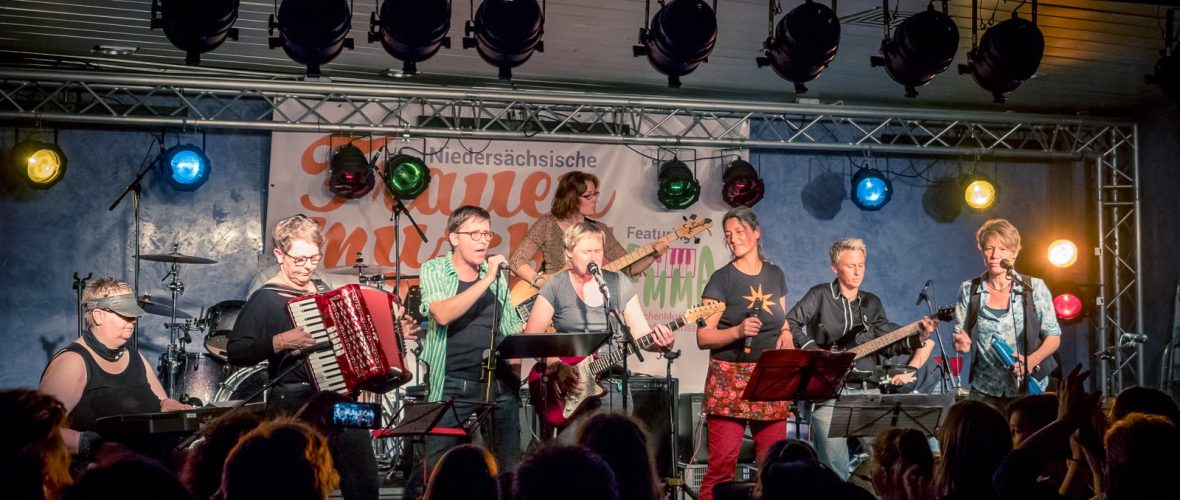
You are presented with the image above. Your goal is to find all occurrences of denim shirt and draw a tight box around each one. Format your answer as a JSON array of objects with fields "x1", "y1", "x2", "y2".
[{"x1": 952, "y1": 275, "x2": 1062, "y2": 397}]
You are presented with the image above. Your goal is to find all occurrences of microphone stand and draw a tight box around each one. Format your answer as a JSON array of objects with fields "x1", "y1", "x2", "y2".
[
  {"x1": 109, "y1": 144, "x2": 157, "y2": 351},
  {"x1": 598, "y1": 270, "x2": 640, "y2": 413},
  {"x1": 73, "y1": 272, "x2": 92, "y2": 338},
  {"x1": 1007, "y1": 269, "x2": 1033, "y2": 394},
  {"x1": 386, "y1": 190, "x2": 428, "y2": 385},
  {"x1": 918, "y1": 286, "x2": 960, "y2": 391}
]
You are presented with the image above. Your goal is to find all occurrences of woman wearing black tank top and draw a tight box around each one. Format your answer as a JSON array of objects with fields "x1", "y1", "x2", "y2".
[{"x1": 38, "y1": 277, "x2": 190, "y2": 455}]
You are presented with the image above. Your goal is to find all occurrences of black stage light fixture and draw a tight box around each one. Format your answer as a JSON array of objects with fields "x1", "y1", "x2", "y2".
[
  {"x1": 633, "y1": 0, "x2": 718, "y2": 88},
  {"x1": 1147, "y1": 8, "x2": 1180, "y2": 102},
  {"x1": 368, "y1": 0, "x2": 452, "y2": 75},
  {"x1": 383, "y1": 153, "x2": 431, "y2": 200},
  {"x1": 10, "y1": 139, "x2": 68, "y2": 190},
  {"x1": 721, "y1": 159, "x2": 765, "y2": 208},
  {"x1": 150, "y1": 0, "x2": 240, "y2": 65},
  {"x1": 657, "y1": 159, "x2": 701, "y2": 210},
  {"x1": 269, "y1": 0, "x2": 355, "y2": 78},
  {"x1": 958, "y1": 4, "x2": 1044, "y2": 104},
  {"x1": 462, "y1": 0, "x2": 545, "y2": 80},
  {"x1": 756, "y1": 0, "x2": 840, "y2": 94},
  {"x1": 161, "y1": 144, "x2": 211, "y2": 192},
  {"x1": 329, "y1": 144, "x2": 376, "y2": 199},
  {"x1": 871, "y1": 3, "x2": 960, "y2": 98}
]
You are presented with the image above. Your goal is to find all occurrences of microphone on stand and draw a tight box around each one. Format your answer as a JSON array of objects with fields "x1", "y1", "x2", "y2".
[
  {"x1": 915, "y1": 279, "x2": 933, "y2": 306},
  {"x1": 587, "y1": 262, "x2": 610, "y2": 302}
]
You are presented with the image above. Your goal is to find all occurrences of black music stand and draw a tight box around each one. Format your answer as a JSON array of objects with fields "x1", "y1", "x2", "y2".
[
  {"x1": 374, "y1": 399, "x2": 496, "y2": 484},
  {"x1": 827, "y1": 393, "x2": 954, "y2": 439},
  {"x1": 494, "y1": 332, "x2": 612, "y2": 359},
  {"x1": 741, "y1": 349, "x2": 856, "y2": 438}
]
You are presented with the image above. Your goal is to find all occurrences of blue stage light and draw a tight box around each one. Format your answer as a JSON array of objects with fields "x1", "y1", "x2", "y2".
[
  {"x1": 163, "y1": 145, "x2": 210, "y2": 191},
  {"x1": 851, "y1": 167, "x2": 892, "y2": 211}
]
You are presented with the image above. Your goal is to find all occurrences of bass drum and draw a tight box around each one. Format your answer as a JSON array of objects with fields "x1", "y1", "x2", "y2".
[{"x1": 212, "y1": 363, "x2": 269, "y2": 403}]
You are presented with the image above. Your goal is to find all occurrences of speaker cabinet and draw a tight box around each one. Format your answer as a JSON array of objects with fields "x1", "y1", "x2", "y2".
[
  {"x1": 677, "y1": 392, "x2": 757, "y2": 464},
  {"x1": 628, "y1": 376, "x2": 678, "y2": 477}
]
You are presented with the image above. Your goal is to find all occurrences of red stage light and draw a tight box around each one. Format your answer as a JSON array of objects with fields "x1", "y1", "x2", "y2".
[{"x1": 1053, "y1": 293, "x2": 1082, "y2": 321}]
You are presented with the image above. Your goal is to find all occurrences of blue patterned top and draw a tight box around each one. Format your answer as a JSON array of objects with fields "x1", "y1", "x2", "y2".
[{"x1": 952, "y1": 275, "x2": 1061, "y2": 397}]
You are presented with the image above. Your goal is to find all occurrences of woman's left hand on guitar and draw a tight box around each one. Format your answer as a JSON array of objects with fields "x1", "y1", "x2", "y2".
[{"x1": 649, "y1": 324, "x2": 675, "y2": 351}]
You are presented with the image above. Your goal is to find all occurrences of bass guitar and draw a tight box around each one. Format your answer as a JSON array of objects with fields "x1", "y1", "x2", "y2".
[
  {"x1": 527, "y1": 302, "x2": 725, "y2": 427},
  {"x1": 510, "y1": 215, "x2": 713, "y2": 323}
]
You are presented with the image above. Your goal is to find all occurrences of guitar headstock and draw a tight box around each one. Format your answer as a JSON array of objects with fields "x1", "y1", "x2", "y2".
[
  {"x1": 934, "y1": 306, "x2": 955, "y2": 322},
  {"x1": 683, "y1": 302, "x2": 726, "y2": 325},
  {"x1": 674, "y1": 215, "x2": 713, "y2": 243}
]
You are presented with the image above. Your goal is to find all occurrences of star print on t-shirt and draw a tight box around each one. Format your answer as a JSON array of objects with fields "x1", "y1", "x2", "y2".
[{"x1": 742, "y1": 283, "x2": 776, "y2": 314}]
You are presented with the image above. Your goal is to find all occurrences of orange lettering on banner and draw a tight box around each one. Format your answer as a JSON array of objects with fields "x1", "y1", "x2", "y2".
[
  {"x1": 391, "y1": 224, "x2": 449, "y2": 268},
  {"x1": 460, "y1": 173, "x2": 489, "y2": 208},
  {"x1": 322, "y1": 222, "x2": 368, "y2": 268},
  {"x1": 301, "y1": 135, "x2": 333, "y2": 175},
  {"x1": 487, "y1": 171, "x2": 520, "y2": 216},
  {"x1": 519, "y1": 171, "x2": 551, "y2": 218}
]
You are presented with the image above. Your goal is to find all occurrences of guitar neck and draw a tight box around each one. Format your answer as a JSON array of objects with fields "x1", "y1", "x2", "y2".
[
  {"x1": 588, "y1": 316, "x2": 689, "y2": 375},
  {"x1": 847, "y1": 320, "x2": 922, "y2": 360},
  {"x1": 603, "y1": 232, "x2": 676, "y2": 273}
]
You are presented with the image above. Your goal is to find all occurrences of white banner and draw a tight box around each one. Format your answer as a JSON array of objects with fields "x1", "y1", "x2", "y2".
[{"x1": 268, "y1": 104, "x2": 746, "y2": 393}]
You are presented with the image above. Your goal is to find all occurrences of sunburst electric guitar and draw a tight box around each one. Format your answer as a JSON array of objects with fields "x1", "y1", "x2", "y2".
[
  {"x1": 510, "y1": 215, "x2": 713, "y2": 324},
  {"x1": 527, "y1": 302, "x2": 725, "y2": 427}
]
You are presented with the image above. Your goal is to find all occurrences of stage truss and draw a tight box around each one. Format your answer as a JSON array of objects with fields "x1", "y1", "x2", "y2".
[{"x1": 0, "y1": 67, "x2": 1143, "y2": 393}]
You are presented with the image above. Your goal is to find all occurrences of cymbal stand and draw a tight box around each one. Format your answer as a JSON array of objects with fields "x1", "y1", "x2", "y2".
[
  {"x1": 73, "y1": 272, "x2": 92, "y2": 338},
  {"x1": 160, "y1": 248, "x2": 188, "y2": 400}
]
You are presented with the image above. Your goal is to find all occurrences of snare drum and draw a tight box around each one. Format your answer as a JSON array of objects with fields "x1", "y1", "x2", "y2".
[
  {"x1": 161, "y1": 353, "x2": 228, "y2": 407},
  {"x1": 213, "y1": 363, "x2": 270, "y2": 403},
  {"x1": 202, "y1": 300, "x2": 245, "y2": 361}
]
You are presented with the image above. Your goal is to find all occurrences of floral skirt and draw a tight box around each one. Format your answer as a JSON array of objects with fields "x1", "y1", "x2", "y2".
[{"x1": 701, "y1": 358, "x2": 791, "y2": 420}]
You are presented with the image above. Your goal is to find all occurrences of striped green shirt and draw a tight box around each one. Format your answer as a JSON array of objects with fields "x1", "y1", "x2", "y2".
[{"x1": 419, "y1": 252, "x2": 523, "y2": 402}]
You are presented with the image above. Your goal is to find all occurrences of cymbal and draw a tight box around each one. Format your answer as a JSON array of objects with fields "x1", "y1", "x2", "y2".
[
  {"x1": 136, "y1": 251, "x2": 217, "y2": 265},
  {"x1": 325, "y1": 264, "x2": 400, "y2": 275},
  {"x1": 138, "y1": 297, "x2": 193, "y2": 319}
]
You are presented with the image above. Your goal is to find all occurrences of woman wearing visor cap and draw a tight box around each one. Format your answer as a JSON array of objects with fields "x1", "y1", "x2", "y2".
[{"x1": 39, "y1": 277, "x2": 190, "y2": 457}]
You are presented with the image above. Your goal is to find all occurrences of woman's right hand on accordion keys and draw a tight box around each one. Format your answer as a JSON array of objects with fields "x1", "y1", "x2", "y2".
[{"x1": 272, "y1": 327, "x2": 315, "y2": 353}]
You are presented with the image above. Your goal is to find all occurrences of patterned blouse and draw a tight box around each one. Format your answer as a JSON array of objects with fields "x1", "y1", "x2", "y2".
[
  {"x1": 952, "y1": 275, "x2": 1061, "y2": 398},
  {"x1": 508, "y1": 214, "x2": 630, "y2": 275}
]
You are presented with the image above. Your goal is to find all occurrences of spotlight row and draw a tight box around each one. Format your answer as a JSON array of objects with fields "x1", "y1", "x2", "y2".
[{"x1": 6, "y1": 138, "x2": 212, "y2": 191}]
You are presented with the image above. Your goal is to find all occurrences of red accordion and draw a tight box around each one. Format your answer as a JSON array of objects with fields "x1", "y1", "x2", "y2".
[{"x1": 286, "y1": 284, "x2": 411, "y2": 394}]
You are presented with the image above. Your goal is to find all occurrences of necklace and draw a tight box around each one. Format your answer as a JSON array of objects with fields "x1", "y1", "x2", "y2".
[{"x1": 987, "y1": 280, "x2": 1012, "y2": 292}]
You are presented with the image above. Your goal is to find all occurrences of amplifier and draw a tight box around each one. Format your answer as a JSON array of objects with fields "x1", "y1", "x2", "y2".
[{"x1": 628, "y1": 376, "x2": 677, "y2": 478}]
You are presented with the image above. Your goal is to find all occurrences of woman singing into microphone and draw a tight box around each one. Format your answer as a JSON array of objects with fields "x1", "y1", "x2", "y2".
[{"x1": 951, "y1": 219, "x2": 1061, "y2": 411}]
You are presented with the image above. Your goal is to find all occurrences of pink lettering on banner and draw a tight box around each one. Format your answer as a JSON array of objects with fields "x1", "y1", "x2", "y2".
[{"x1": 651, "y1": 247, "x2": 697, "y2": 279}]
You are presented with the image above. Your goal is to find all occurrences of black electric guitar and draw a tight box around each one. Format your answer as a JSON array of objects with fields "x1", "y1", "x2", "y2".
[{"x1": 834, "y1": 307, "x2": 955, "y2": 381}]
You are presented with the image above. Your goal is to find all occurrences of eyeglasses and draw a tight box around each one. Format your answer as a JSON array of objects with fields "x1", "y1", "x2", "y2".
[
  {"x1": 579, "y1": 191, "x2": 601, "y2": 200},
  {"x1": 453, "y1": 231, "x2": 496, "y2": 242},
  {"x1": 282, "y1": 250, "x2": 323, "y2": 267}
]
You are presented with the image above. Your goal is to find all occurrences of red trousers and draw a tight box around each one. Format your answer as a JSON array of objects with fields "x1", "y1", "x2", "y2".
[{"x1": 699, "y1": 415, "x2": 786, "y2": 500}]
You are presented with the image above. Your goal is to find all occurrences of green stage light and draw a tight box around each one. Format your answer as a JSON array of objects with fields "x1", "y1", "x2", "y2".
[
  {"x1": 383, "y1": 153, "x2": 431, "y2": 199},
  {"x1": 657, "y1": 159, "x2": 700, "y2": 210}
]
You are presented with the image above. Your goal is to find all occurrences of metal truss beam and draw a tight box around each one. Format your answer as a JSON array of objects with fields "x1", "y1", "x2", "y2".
[{"x1": 0, "y1": 68, "x2": 1133, "y2": 160}]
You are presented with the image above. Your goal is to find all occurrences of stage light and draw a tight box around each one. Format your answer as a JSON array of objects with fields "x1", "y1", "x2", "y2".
[
  {"x1": 958, "y1": 13, "x2": 1044, "y2": 103},
  {"x1": 383, "y1": 153, "x2": 431, "y2": 200},
  {"x1": 368, "y1": 0, "x2": 451, "y2": 75},
  {"x1": 871, "y1": 4, "x2": 960, "y2": 97},
  {"x1": 1053, "y1": 293, "x2": 1082, "y2": 321},
  {"x1": 268, "y1": 0, "x2": 354, "y2": 78},
  {"x1": 656, "y1": 159, "x2": 700, "y2": 210},
  {"x1": 963, "y1": 174, "x2": 998, "y2": 210},
  {"x1": 162, "y1": 145, "x2": 211, "y2": 191},
  {"x1": 462, "y1": 0, "x2": 544, "y2": 80},
  {"x1": 721, "y1": 159, "x2": 765, "y2": 208},
  {"x1": 329, "y1": 144, "x2": 376, "y2": 199},
  {"x1": 1047, "y1": 239, "x2": 1079, "y2": 268},
  {"x1": 11, "y1": 140, "x2": 67, "y2": 189},
  {"x1": 633, "y1": 0, "x2": 717, "y2": 88},
  {"x1": 150, "y1": 0, "x2": 240, "y2": 65},
  {"x1": 755, "y1": 0, "x2": 840, "y2": 94},
  {"x1": 851, "y1": 167, "x2": 892, "y2": 211}
]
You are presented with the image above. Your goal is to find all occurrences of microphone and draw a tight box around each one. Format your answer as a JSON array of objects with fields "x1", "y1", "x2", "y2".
[
  {"x1": 1121, "y1": 333, "x2": 1148, "y2": 343},
  {"x1": 586, "y1": 262, "x2": 610, "y2": 301},
  {"x1": 915, "y1": 279, "x2": 932, "y2": 306},
  {"x1": 743, "y1": 311, "x2": 759, "y2": 354},
  {"x1": 496, "y1": 260, "x2": 511, "y2": 278},
  {"x1": 290, "y1": 340, "x2": 333, "y2": 358}
]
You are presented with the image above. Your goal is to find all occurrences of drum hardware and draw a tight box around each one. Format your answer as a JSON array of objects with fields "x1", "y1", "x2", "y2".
[
  {"x1": 141, "y1": 243, "x2": 217, "y2": 400},
  {"x1": 136, "y1": 250, "x2": 218, "y2": 265},
  {"x1": 72, "y1": 272, "x2": 93, "y2": 338},
  {"x1": 138, "y1": 296, "x2": 194, "y2": 319}
]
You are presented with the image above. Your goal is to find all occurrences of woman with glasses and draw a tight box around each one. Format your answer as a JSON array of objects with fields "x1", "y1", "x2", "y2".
[
  {"x1": 227, "y1": 214, "x2": 418, "y2": 500},
  {"x1": 39, "y1": 277, "x2": 190, "y2": 459},
  {"x1": 509, "y1": 171, "x2": 666, "y2": 290}
]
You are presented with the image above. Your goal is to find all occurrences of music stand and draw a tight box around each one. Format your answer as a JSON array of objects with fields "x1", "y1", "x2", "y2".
[
  {"x1": 827, "y1": 393, "x2": 954, "y2": 439},
  {"x1": 373, "y1": 399, "x2": 497, "y2": 484},
  {"x1": 741, "y1": 349, "x2": 856, "y2": 439},
  {"x1": 494, "y1": 332, "x2": 612, "y2": 359}
]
